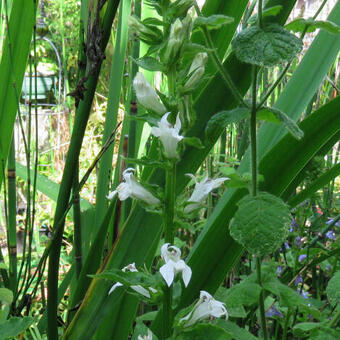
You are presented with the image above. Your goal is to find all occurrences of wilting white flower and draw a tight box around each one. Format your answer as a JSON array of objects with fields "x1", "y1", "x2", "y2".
[
  {"x1": 184, "y1": 52, "x2": 208, "y2": 90},
  {"x1": 160, "y1": 243, "x2": 192, "y2": 287},
  {"x1": 108, "y1": 263, "x2": 157, "y2": 298},
  {"x1": 138, "y1": 329, "x2": 153, "y2": 340},
  {"x1": 107, "y1": 168, "x2": 160, "y2": 205},
  {"x1": 133, "y1": 72, "x2": 166, "y2": 114},
  {"x1": 180, "y1": 290, "x2": 228, "y2": 327},
  {"x1": 184, "y1": 174, "x2": 229, "y2": 213},
  {"x1": 151, "y1": 112, "x2": 184, "y2": 159}
]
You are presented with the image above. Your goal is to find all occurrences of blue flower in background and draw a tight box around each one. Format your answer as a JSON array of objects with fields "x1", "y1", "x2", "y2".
[
  {"x1": 299, "y1": 290, "x2": 309, "y2": 299},
  {"x1": 295, "y1": 274, "x2": 303, "y2": 286},
  {"x1": 298, "y1": 254, "x2": 307, "y2": 262},
  {"x1": 266, "y1": 306, "x2": 283, "y2": 318},
  {"x1": 325, "y1": 230, "x2": 335, "y2": 240},
  {"x1": 276, "y1": 266, "x2": 283, "y2": 276},
  {"x1": 326, "y1": 219, "x2": 340, "y2": 227},
  {"x1": 295, "y1": 236, "x2": 302, "y2": 247},
  {"x1": 290, "y1": 217, "x2": 299, "y2": 232}
]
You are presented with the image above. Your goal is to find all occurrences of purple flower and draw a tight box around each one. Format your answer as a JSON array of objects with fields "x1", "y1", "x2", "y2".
[
  {"x1": 284, "y1": 242, "x2": 290, "y2": 249},
  {"x1": 298, "y1": 254, "x2": 307, "y2": 262},
  {"x1": 295, "y1": 274, "x2": 303, "y2": 286},
  {"x1": 299, "y1": 290, "x2": 309, "y2": 299},
  {"x1": 325, "y1": 230, "x2": 335, "y2": 240},
  {"x1": 276, "y1": 266, "x2": 283, "y2": 276},
  {"x1": 326, "y1": 219, "x2": 340, "y2": 227},
  {"x1": 266, "y1": 306, "x2": 283, "y2": 318},
  {"x1": 290, "y1": 218, "x2": 299, "y2": 232},
  {"x1": 295, "y1": 236, "x2": 302, "y2": 247}
]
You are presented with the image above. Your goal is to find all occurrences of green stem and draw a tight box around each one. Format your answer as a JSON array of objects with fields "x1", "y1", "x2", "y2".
[
  {"x1": 329, "y1": 307, "x2": 340, "y2": 328},
  {"x1": 250, "y1": 66, "x2": 258, "y2": 197},
  {"x1": 256, "y1": 257, "x2": 268, "y2": 340},
  {"x1": 258, "y1": 0, "x2": 263, "y2": 28},
  {"x1": 282, "y1": 308, "x2": 291, "y2": 340}
]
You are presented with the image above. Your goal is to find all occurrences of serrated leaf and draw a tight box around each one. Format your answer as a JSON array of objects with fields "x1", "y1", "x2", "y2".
[
  {"x1": 0, "y1": 288, "x2": 13, "y2": 305},
  {"x1": 205, "y1": 108, "x2": 249, "y2": 142},
  {"x1": 326, "y1": 271, "x2": 340, "y2": 305},
  {"x1": 175, "y1": 323, "x2": 232, "y2": 340},
  {"x1": 132, "y1": 56, "x2": 164, "y2": 72},
  {"x1": 286, "y1": 18, "x2": 340, "y2": 35},
  {"x1": 232, "y1": 24, "x2": 302, "y2": 67},
  {"x1": 248, "y1": 5, "x2": 283, "y2": 25},
  {"x1": 229, "y1": 192, "x2": 291, "y2": 256},
  {"x1": 194, "y1": 15, "x2": 234, "y2": 30},
  {"x1": 183, "y1": 137, "x2": 204, "y2": 149},
  {"x1": 0, "y1": 316, "x2": 34, "y2": 340},
  {"x1": 257, "y1": 107, "x2": 304, "y2": 140}
]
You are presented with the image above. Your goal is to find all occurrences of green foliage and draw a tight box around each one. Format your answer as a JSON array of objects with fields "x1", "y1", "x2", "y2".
[
  {"x1": 0, "y1": 317, "x2": 34, "y2": 340},
  {"x1": 229, "y1": 192, "x2": 291, "y2": 256},
  {"x1": 194, "y1": 15, "x2": 234, "y2": 30},
  {"x1": 232, "y1": 24, "x2": 302, "y2": 67},
  {"x1": 326, "y1": 271, "x2": 340, "y2": 305},
  {"x1": 174, "y1": 323, "x2": 232, "y2": 340},
  {"x1": 286, "y1": 18, "x2": 340, "y2": 35}
]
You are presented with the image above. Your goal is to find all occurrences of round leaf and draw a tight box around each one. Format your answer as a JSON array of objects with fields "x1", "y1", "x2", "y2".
[
  {"x1": 326, "y1": 271, "x2": 340, "y2": 305},
  {"x1": 229, "y1": 192, "x2": 291, "y2": 256},
  {"x1": 232, "y1": 24, "x2": 302, "y2": 67}
]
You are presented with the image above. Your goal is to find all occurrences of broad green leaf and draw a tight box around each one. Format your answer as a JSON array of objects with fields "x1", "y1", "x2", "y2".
[
  {"x1": 0, "y1": 317, "x2": 34, "y2": 340},
  {"x1": 214, "y1": 319, "x2": 259, "y2": 340},
  {"x1": 0, "y1": 1, "x2": 36, "y2": 189},
  {"x1": 0, "y1": 264, "x2": 7, "y2": 270},
  {"x1": 183, "y1": 137, "x2": 204, "y2": 149},
  {"x1": 133, "y1": 56, "x2": 164, "y2": 71},
  {"x1": 232, "y1": 24, "x2": 302, "y2": 67},
  {"x1": 215, "y1": 282, "x2": 261, "y2": 308},
  {"x1": 205, "y1": 108, "x2": 249, "y2": 142},
  {"x1": 248, "y1": 5, "x2": 283, "y2": 25},
  {"x1": 293, "y1": 322, "x2": 320, "y2": 332},
  {"x1": 257, "y1": 107, "x2": 304, "y2": 140},
  {"x1": 326, "y1": 271, "x2": 340, "y2": 305},
  {"x1": 194, "y1": 14, "x2": 234, "y2": 30},
  {"x1": 132, "y1": 322, "x2": 158, "y2": 340},
  {"x1": 286, "y1": 18, "x2": 340, "y2": 35},
  {"x1": 0, "y1": 288, "x2": 13, "y2": 305},
  {"x1": 174, "y1": 323, "x2": 232, "y2": 340},
  {"x1": 229, "y1": 192, "x2": 291, "y2": 256}
]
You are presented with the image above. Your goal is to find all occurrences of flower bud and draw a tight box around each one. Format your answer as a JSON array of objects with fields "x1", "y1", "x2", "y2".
[
  {"x1": 162, "y1": 19, "x2": 183, "y2": 65},
  {"x1": 169, "y1": 0, "x2": 194, "y2": 18},
  {"x1": 133, "y1": 73, "x2": 166, "y2": 114},
  {"x1": 128, "y1": 15, "x2": 162, "y2": 44},
  {"x1": 184, "y1": 52, "x2": 208, "y2": 90}
]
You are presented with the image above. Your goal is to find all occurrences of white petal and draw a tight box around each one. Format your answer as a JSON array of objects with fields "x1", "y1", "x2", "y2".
[
  {"x1": 108, "y1": 282, "x2": 123, "y2": 295},
  {"x1": 160, "y1": 262, "x2": 175, "y2": 287},
  {"x1": 131, "y1": 285, "x2": 151, "y2": 298},
  {"x1": 181, "y1": 263, "x2": 192, "y2": 287},
  {"x1": 122, "y1": 262, "x2": 138, "y2": 272},
  {"x1": 185, "y1": 173, "x2": 197, "y2": 183},
  {"x1": 106, "y1": 190, "x2": 117, "y2": 200},
  {"x1": 209, "y1": 300, "x2": 228, "y2": 318},
  {"x1": 161, "y1": 243, "x2": 170, "y2": 262},
  {"x1": 174, "y1": 114, "x2": 181, "y2": 133},
  {"x1": 184, "y1": 202, "x2": 199, "y2": 214},
  {"x1": 116, "y1": 183, "x2": 132, "y2": 201}
]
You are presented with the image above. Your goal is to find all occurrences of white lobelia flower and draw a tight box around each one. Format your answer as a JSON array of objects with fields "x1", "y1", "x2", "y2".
[
  {"x1": 151, "y1": 112, "x2": 184, "y2": 159},
  {"x1": 107, "y1": 168, "x2": 160, "y2": 205},
  {"x1": 108, "y1": 263, "x2": 157, "y2": 298},
  {"x1": 184, "y1": 52, "x2": 208, "y2": 90},
  {"x1": 159, "y1": 243, "x2": 192, "y2": 287},
  {"x1": 138, "y1": 329, "x2": 153, "y2": 340},
  {"x1": 180, "y1": 290, "x2": 228, "y2": 327},
  {"x1": 184, "y1": 174, "x2": 229, "y2": 213},
  {"x1": 133, "y1": 72, "x2": 166, "y2": 115}
]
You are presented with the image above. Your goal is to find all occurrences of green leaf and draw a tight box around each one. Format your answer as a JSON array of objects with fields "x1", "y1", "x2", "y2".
[
  {"x1": 194, "y1": 15, "x2": 234, "y2": 30},
  {"x1": 132, "y1": 56, "x2": 164, "y2": 72},
  {"x1": 0, "y1": 263, "x2": 7, "y2": 270},
  {"x1": 183, "y1": 137, "x2": 204, "y2": 149},
  {"x1": 248, "y1": 5, "x2": 283, "y2": 25},
  {"x1": 257, "y1": 107, "x2": 304, "y2": 140},
  {"x1": 214, "y1": 319, "x2": 259, "y2": 340},
  {"x1": 122, "y1": 156, "x2": 169, "y2": 169},
  {"x1": 326, "y1": 271, "x2": 340, "y2": 305},
  {"x1": 175, "y1": 323, "x2": 232, "y2": 340},
  {"x1": 0, "y1": 317, "x2": 34, "y2": 340},
  {"x1": 0, "y1": 288, "x2": 13, "y2": 305},
  {"x1": 229, "y1": 192, "x2": 291, "y2": 256},
  {"x1": 286, "y1": 18, "x2": 340, "y2": 35},
  {"x1": 293, "y1": 322, "x2": 320, "y2": 332},
  {"x1": 232, "y1": 24, "x2": 302, "y2": 67},
  {"x1": 205, "y1": 108, "x2": 249, "y2": 142}
]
